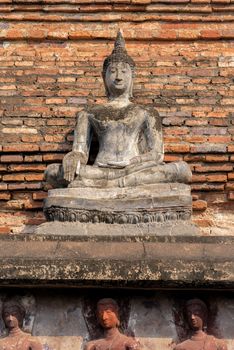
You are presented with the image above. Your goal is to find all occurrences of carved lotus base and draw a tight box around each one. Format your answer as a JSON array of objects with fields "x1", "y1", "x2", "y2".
[
  {"x1": 44, "y1": 183, "x2": 192, "y2": 225},
  {"x1": 44, "y1": 206, "x2": 191, "y2": 224}
]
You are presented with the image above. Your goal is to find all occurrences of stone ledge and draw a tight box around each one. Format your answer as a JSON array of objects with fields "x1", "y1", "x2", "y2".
[{"x1": 0, "y1": 234, "x2": 233, "y2": 289}]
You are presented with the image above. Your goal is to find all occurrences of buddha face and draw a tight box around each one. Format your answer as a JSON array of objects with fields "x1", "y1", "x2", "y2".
[
  {"x1": 104, "y1": 62, "x2": 133, "y2": 98},
  {"x1": 97, "y1": 302, "x2": 119, "y2": 329},
  {"x1": 2, "y1": 305, "x2": 23, "y2": 330},
  {"x1": 186, "y1": 304, "x2": 205, "y2": 331}
]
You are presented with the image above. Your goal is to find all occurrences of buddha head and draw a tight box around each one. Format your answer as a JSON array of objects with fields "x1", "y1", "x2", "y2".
[
  {"x1": 102, "y1": 30, "x2": 135, "y2": 99},
  {"x1": 185, "y1": 299, "x2": 208, "y2": 331},
  {"x1": 96, "y1": 298, "x2": 120, "y2": 329},
  {"x1": 2, "y1": 299, "x2": 26, "y2": 330}
]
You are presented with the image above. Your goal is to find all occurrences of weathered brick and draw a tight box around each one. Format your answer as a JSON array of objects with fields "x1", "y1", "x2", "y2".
[
  {"x1": 207, "y1": 174, "x2": 227, "y2": 182},
  {"x1": 0, "y1": 183, "x2": 8, "y2": 191},
  {"x1": 192, "y1": 174, "x2": 207, "y2": 182},
  {"x1": 164, "y1": 144, "x2": 190, "y2": 153},
  {"x1": 206, "y1": 155, "x2": 229, "y2": 162},
  {"x1": 3, "y1": 174, "x2": 25, "y2": 182},
  {"x1": 226, "y1": 182, "x2": 234, "y2": 190},
  {"x1": 228, "y1": 192, "x2": 234, "y2": 200},
  {"x1": 7, "y1": 164, "x2": 45, "y2": 172},
  {"x1": 21, "y1": 135, "x2": 42, "y2": 142},
  {"x1": 192, "y1": 200, "x2": 207, "y2": 211},
  {"x1": 228, "y1": 145, "x2": 234, "y2": 152},
  {"x1": 192, "y1": 219, "x2": 213, "y2": 227},
  {"x1": 208, "y1": 136, "x2": 231, "y2": 143},
  {"x1": 0, "y1": 226, "x2": 11, "y2": 234},
  {"x1": 24, "y1": 155, "x2": 43, "y2": 162},
  {"x1": 0, "y1": 192, "x2": 11, "y2": 200},
  {"x1": 24, "y1": 174, "x2": 44, "y2": 181},
  {"x1": 3, "y1": 144, "x2": 39, "y2": 152},
  {"x1": 40, "y1": 144, "x2": 71, "y2": 152},
  {"x1": 32, "y1": 191, "x2": 48, "y2": 200},
  {"x1": 2, "y1": 127, "x2": 37, "y2": 134},
  {"x1": 42, "y1": 153, "x2": 64, "y2": 162},
  {"x1": 191, "y1": 183, "x2": 225, "y2": 191},
  {"x1": 1, "y1": 155, "x2": 23, "y2": 163},
  {"x1": 195, "y1": 164, "x2": 233, "y2": 172},
  {"x1": 8, "y1": 183, "x2": 42, "y2": 190},
  {"x1": 164, "y1": 154, "x2": 183, "y2": 162},
  {"x1": 191, "y1": 144, "x2": 227, "y2": 153}
]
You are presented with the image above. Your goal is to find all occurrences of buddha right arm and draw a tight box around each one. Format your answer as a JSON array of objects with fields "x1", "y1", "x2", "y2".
[{"x1": 63, "y1": 110, "x2": 91, "y2": 182}]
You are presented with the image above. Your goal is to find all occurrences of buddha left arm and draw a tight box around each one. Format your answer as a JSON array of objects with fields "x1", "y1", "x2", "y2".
[{"x1": 131, "y1": 109, "x2": 164, "y2": 165}]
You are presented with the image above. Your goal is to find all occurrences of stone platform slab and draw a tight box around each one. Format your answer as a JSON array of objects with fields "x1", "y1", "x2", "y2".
[
  {"x1": 0, "y1": 234, "x2": 233, "y2": 289},
  {"x1": 35, "y1": 221, "x2": 199, "y2": 236}
]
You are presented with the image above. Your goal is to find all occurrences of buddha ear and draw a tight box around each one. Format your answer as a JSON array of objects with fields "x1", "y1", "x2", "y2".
[
  {"x1": 102, "y1": 71, "x2": 110, "y2": 98},
  {"x1": 129, "y1": 79, "x2": 133, "y2": 98}
]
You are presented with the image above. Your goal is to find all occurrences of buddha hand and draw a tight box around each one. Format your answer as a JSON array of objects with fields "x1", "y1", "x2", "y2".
[{"x1": 63, "y1": 151, "x2": 86, "y2": 182}]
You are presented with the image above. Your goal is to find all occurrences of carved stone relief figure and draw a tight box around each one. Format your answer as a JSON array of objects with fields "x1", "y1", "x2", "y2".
[
  {"x1": 0, "y1": 298, "x2": 43, "y2": 350},
  {"x1": 84, "y1": 298, "x2": 140, "y2": 350},
  {"x1": 174, "y1": 299, "x2": 227, "y2": 350}
]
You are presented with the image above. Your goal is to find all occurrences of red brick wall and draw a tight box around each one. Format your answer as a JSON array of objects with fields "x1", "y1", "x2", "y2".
[{"x1": 0, "y1": 1, "x2": 233, "y2": 234}]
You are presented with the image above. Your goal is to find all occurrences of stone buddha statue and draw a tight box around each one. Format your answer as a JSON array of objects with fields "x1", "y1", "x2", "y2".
[
  {"x1": 45, "y1": 30, "x2": 191, "y2": 189},
  {"x1": 43, "y1": 30, "x2": 193, "y2": 225},
  {"x1": 174, "y1": 299, "x2": 227, "y2": 350},
  {"x1": 85, "y1": 298, "x2": 140, "y2": 350},
  {"x1": 0, "y1": 299, "x2": 43, "y2": 350}
]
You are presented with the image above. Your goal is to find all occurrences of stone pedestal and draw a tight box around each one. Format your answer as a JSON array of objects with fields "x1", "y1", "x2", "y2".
[{"x1": 44, "y1": 183, "x2": 192, "y2": 225}]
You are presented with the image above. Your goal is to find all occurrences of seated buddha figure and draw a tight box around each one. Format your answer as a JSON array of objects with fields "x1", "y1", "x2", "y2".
[{"x1": 45, "y1": 30, "x2": 191, "y2": 189}]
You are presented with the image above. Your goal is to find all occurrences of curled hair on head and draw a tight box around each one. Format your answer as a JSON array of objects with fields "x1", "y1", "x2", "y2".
[
  {"x1": 185, "y1": 298, "x2": 208, "y2": 330},
  {"x1": 102, "y1": 30, "x2": 135, "y2": 76}
]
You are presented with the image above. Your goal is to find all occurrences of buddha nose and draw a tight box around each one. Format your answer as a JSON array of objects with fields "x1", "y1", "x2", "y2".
[
  {"x1": 102, "y1": 311, "x2": 108, "y2": 320},
  {"x1": 115, "y1": 70, "x2": 123, "y2": 81}
]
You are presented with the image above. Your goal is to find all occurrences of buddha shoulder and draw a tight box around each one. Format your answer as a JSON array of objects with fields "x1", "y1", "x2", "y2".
[{"x1": 84, "y1": 104, "x2": 160, "y2": 121}]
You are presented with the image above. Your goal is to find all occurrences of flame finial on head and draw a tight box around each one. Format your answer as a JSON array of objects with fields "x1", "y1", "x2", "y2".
[
  {"x1": 102, "y1": 30, "x2": 135, "y2": 77},
  {"x1": 114, "y1": 30, "x2": 126, "y2": 50}
]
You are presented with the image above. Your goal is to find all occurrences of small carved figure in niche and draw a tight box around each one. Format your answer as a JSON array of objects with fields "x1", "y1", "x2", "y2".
[
  {"x1": 174, "y1": 299, "x2": 227, "y2": 350},
  {"x1": 85, "y1": 298, "x2": 140, "y2": 350},
  {"x1": 0, "y1": 299, "x2": 43, "y2": 350}
]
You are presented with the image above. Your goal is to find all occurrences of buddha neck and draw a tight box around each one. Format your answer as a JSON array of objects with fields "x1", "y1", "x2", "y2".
[
  {"x1": 104, "y1": 327, "x2": 120, "y2": 339},
  {"x1": 107, "y1": 94, "x2": 131, "y2": 109},
  {"x1": 8, "y1": 327, "x2": 24, "y2": 337},
  {"x1": 191, "y1": 329, "x2": 206, "y2": 340}
]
